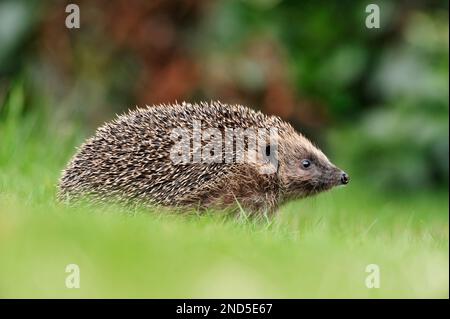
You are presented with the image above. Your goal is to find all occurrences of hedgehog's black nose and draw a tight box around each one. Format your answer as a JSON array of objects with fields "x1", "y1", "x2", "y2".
[{"x1": 340, "y1": 172, "x2": 349, "y2": 185}]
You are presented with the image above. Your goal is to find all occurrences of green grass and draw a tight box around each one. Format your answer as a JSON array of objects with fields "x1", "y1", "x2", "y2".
[{"x1": 0, "y1": 86, "x2": 448, "y2": 298}]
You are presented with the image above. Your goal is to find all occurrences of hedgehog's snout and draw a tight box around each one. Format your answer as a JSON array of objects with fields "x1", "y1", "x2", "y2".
[{"x1": 340, "y1": 172, "x2": 349, "y2": 185}]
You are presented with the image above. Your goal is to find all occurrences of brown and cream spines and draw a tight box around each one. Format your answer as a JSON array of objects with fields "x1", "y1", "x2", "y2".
[{"x1": 58, "y1": 101, "x2": 349, "y2": 215}]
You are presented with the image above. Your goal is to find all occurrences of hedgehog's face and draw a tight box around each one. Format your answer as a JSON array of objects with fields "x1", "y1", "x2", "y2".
[{"x1": 279, "y1": 135, "x2": 349, "y2": 199}]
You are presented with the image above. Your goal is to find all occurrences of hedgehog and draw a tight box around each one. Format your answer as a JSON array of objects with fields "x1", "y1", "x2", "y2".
[{"x1": 57, "y1": 101, "x2": 349, "y2": 216}]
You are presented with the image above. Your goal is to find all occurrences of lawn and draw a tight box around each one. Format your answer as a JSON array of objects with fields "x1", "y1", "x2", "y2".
[{"x1": 0, "y1": 96, "x2": 448, "y2": 298}]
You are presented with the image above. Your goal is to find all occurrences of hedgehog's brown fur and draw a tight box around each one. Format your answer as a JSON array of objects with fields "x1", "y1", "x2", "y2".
[{"x1": 58, "y1": 101, "x2": 348, "y2": 215}]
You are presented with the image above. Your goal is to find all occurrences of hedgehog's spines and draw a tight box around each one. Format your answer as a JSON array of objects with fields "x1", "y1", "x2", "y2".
[{"x1": 57, "y1": 101, "x2": 337, "y2": 214}]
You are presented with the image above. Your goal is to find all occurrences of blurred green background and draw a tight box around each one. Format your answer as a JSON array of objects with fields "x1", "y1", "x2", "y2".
[
  {"x1": 0, "y1": 0, "x2": 448, "y2": 298},
  {"x1": 0, "y1": 0, "x2": 448, "y2": 191}
]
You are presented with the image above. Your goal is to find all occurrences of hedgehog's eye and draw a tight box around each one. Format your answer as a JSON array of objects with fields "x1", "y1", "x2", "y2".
[{"x1": 301, "y1": 159, "x2": 312, "y2": 169}]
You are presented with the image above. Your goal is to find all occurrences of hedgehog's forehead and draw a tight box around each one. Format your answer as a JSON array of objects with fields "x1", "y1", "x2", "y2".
[{"x1": 285, "y1": 133, "x2": 330, "y2": 163}]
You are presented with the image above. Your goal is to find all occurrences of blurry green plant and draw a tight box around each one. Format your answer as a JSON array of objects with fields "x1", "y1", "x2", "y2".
[{"x1": 329, "y1": 11, "x2": 449, "y2": 191}]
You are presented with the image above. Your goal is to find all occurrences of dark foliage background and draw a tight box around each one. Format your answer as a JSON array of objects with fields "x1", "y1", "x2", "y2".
[{"x1": 0, "y1": 0, "x2": 448, "y2": 191}]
